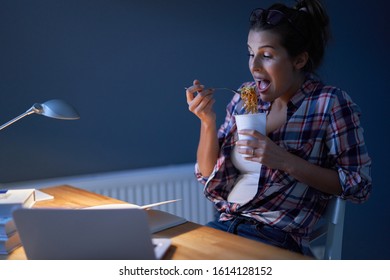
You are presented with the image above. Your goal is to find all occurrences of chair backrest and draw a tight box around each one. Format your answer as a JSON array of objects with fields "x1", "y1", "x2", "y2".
[{"x1": 309, "y1": 196, "x2": 346, "y2": 260}]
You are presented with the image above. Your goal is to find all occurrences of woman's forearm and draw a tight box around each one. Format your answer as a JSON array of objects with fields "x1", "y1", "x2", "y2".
[
  {"x1": 196, "y1": 121, "x2": 219, "y2": 177},
  {"x1": 284, "y1": 152, "x2": 342, "y2": 195}
]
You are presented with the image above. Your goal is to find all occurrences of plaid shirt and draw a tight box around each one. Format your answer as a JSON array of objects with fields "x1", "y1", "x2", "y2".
[{"x1": 195, "y1": 75, "x2": 372, "y2": 253}]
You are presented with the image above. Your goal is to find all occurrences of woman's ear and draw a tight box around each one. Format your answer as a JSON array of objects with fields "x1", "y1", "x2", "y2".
[{"x1": 294, "y1": 52, "x2": 309, "y2": 70}]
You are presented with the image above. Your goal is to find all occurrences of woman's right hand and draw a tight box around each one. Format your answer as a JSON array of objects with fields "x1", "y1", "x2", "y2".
[{"x1": 186, "y1": 79, "x2": 216, "y2": 125}]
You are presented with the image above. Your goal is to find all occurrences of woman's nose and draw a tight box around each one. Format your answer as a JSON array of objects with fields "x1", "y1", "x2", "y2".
[{"x1": 250, "y1": 55, "x2": 262, "y2": 72}]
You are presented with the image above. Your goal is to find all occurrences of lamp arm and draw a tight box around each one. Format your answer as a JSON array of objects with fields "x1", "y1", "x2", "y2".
[{"x1": 0, "y1": 104, "x2": 42, "y2": 131}]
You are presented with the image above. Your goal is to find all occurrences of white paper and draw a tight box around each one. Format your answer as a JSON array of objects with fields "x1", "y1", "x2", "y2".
[
  {"x1": 84, "y1": 199, "x2": 181, "y2": 210},
  {"x1": 34, "y1": 190, "x2": 54, "y2": 202}
]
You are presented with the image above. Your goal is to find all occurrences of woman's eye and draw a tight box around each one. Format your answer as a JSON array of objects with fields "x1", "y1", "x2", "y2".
[
  {"x1": 263, "y1": 53, "x2": 272, "y2": 59},
  {"x1": 247, "y1": 53, "x2": 254, "y2": 57}
]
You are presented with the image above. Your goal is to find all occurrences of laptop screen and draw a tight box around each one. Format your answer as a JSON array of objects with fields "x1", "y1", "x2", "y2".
[{"x1": 13, "y1": 208, "x2": 169, "y2": 260}]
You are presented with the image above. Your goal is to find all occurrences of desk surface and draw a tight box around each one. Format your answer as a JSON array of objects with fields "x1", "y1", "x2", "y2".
[{"x1": 6, "y1": 185, "x2": 310, "y2": 260}]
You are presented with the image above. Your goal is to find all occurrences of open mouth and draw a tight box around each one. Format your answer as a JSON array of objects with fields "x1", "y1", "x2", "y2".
[{"x1": 257, "y1": 79, "x2": 271, "y2": 93}]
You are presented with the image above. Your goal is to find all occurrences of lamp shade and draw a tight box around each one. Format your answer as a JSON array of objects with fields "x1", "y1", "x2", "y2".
[
  {"x1": 0, "y1": 99, "x2": 80, "y2": 131},
  {"x1": 35, "y1": 99, "x2": 80, "y2": 120}
]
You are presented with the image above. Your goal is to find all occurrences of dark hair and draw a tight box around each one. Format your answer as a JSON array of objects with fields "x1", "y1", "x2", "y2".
[{"x1": 250, "y1": 0, "x2": 330, "y2": 73}]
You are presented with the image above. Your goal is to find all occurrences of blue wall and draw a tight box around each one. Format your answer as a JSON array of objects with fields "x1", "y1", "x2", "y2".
[{"x1": 0, "y1": 0, "x2": 388, "y2": 259}]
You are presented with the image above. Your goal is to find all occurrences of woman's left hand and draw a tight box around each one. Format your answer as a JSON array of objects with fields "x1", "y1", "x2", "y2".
[{"x1": 236, "y1": 129, "x2": 291, "y2": 171}]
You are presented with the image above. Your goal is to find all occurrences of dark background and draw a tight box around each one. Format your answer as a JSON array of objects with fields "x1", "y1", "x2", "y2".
[{"x1": 0, "y1": 0, "x2": 388, "y2": 259}]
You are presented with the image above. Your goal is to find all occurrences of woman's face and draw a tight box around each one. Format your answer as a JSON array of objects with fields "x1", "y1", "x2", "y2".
[{"x1": 247, "y1": 29, "x2": 304, "y2": 103}]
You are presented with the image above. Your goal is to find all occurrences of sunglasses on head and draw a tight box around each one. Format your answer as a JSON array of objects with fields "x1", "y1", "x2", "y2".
[
  {"x1": 250, "y1": 9, "x2": 287, "y2": 25},
  {"x1": 249, "y1": 8, "x2": 305, "y2": 38}
]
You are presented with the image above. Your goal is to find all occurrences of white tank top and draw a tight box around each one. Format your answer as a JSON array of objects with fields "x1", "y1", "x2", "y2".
[{"x1": 227, "y1": 146, "x2": 262, "y2": 204}]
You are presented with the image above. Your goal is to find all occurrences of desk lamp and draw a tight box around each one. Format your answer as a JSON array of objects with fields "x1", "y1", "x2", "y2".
[{"x1": 0, "y1": 99, "x2": 80, "y2": 131}]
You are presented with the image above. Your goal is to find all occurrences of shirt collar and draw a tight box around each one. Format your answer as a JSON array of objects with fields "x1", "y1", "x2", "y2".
[{"x1": 289, "y1": 73, "x2": 321, "y2": 109}]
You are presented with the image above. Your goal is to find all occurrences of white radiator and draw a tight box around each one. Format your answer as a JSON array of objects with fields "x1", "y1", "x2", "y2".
[{"x1": 2, "y1": 163, "x2": 215, "y2": 225}]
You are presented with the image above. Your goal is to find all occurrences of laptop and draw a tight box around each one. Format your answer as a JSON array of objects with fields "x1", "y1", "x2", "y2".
[{"x1": 12, "y1": 208, "x2": 171, "y2": 260}]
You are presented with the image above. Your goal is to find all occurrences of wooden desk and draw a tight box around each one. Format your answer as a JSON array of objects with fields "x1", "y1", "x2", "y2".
[{"x1": 6, "y1": 185, "x2": 310, "y2": 260}]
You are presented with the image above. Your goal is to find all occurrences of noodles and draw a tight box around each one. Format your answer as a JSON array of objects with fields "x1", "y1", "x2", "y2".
[{"x1": 240, "y1": 86, "x2": 258, "y2": 114}]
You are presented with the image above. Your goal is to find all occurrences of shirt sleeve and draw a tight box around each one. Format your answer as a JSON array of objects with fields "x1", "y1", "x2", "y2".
[
  {"x1": 195, "y1": 162, "x2": 208, "y2": 185},
  {"x1": 326, "y1": 90, "x2": 372, "y2": 203}
]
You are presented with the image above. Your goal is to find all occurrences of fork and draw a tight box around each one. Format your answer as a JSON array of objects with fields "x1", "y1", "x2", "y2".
[
  {"x1": 184, "y1": 87, "x2": 241, "y2": 95},
  {"x1": 212, "y1": 87, "x2": 241, "y2": 95}
]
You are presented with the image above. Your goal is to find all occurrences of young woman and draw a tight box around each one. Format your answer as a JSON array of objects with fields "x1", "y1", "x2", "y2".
[{"x1": 185, "y1": 0, "x2": 371, "y2": 255}]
